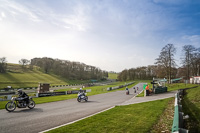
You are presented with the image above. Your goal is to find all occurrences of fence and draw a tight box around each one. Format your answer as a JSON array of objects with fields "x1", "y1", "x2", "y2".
[{"x1": 171, "y1": 89, "x2": 188, "y2": 133}]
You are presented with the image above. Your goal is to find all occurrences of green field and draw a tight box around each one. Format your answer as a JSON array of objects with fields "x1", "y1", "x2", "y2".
[
  {"x1": 108, "y1": 73, "x2": 118, "y2": 79},
  {"x1": 0, "y1": 71, "x2": 68, "y2": 89},
  {"x1": 47, "y1": 98, "x2": 173, "y2": 133}
]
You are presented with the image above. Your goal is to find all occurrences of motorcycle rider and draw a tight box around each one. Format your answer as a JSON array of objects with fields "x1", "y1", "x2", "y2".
[
  {"x1": 125, "y1": 87, "x2": 129, "y2": 95},
  {"x1": 78, "y1": 88, "x2": 85, "y2": 97},
  {"x1": 77, "y1": 88, "x2": 88, "y2": 102},
  {"x1": 17, "y1": 89, "x2": 29, "y2": 106}
]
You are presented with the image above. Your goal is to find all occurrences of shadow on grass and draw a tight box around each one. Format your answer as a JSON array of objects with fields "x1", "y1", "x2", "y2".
[{"x1": 182, "y1": 92, "x2": 200, "y2": 132}]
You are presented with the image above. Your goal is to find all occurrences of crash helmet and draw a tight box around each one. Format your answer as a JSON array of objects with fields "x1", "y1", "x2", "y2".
[{"x1": 17, "y1": 89, "x2": 23, "y2": 94}]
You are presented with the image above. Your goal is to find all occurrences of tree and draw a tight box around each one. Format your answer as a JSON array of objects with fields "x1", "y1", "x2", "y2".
[
  {"x1": 118, "y1": 69, "x2": 128, "y2": 81},
  {"x1": 42, "y1": 57, "x2": 54, "y2": 73},
  {"x1": 19, "y1": 59, "x2": 30, "y2": 69},
  {"x1": 181, "y1": 45, "x2": 196, "y2": 79},
  {"x1": 155, "y1": 44, "x2": 176, "y2": 83},
  {"x1": 0, "y1": 57, "x2": 7, "y2": 73},
  {"x1": 30, "y1": 57, "x2": 107, "y2": 80},
  {"x1": 190, "y1": 48, "x2": 200, "y2": 76}
]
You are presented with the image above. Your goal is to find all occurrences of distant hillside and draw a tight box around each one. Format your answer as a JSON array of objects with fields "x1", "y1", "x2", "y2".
[
  {"x1": 0, "y1": 64, "x2": 88, "y2": 89},
  {"x1": 108, "y1": 73, "x2": 118, "y2": 79}
]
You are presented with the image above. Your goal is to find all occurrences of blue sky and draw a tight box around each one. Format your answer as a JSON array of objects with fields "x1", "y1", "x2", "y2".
[{"x1": 0, "y1": 0, "x2": 200, "y2": 72}]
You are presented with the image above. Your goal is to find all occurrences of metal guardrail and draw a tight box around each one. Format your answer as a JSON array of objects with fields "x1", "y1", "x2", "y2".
[
  {"x1": 172, "y1": 90, "x2": 188, "y2": 133},
  {"x1": 107, "y1": 82, "x2": 135, "y2": 91}
]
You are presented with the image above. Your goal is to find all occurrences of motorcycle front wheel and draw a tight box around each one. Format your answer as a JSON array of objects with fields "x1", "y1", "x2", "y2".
[
  {"x1": 77, "y1": 97, "x2": 81, "y2": 102},
  {"x1": 5, "y1": 102, "x2": 16, "y2": 112},
  {"x1": 28, "y1": 100, "x2": 35, "y2": 109}
]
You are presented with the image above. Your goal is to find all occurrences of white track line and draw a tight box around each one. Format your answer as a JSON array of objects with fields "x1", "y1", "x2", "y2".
[{"x1": 39, "y1": 106, "x2": 115, "y2": 133}]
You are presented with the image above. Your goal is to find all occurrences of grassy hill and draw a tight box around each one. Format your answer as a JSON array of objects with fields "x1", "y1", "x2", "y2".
[
  {"x1": 0, "y1": 64, "x2": 87, "y2": 89},
  {"x1": 108, "y1": 73, "x2": 118, "y2": 79}
]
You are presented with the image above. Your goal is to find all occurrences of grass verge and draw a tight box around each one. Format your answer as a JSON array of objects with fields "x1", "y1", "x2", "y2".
[
  {"x1": 47, "y1": 98, "x2": 173, "y2": 133},
  {"x1": 166, "y1": 83, "x2": 198, "y2": 91},
  {"x1": 150, "y1": 98, "x2": 174, "y2": 133},
  {"x1": 182, "y1": 85, "x2": 200, "y2": 132}
]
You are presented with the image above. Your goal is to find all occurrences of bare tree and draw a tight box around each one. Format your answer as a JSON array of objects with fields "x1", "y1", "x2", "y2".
[
  {"x1": 181, "y1": 45, "x2": 196, "y2": 79},
  {"x1": 155, "y1": 44, "x2": 176, "y2": 83},
  {"x1": 190, "y1": 48, "x2": 200, "y2": 76},
  {"x1": 0, "y1": 57, "x2": 7, "y2": 73},
  {"x1": 19, "y1": 59, "x2": 30, "y2": 69}
]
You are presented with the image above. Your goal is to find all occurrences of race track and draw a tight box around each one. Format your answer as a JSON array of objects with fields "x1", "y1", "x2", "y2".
[{"x1": 0, "y1": 83, "x2": 144, "y2": 133}]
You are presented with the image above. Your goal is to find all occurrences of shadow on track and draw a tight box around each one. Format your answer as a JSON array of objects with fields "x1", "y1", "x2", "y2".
[
  {"x1": 78, "y1": 101, "x2": 100, "y2": 104},
  {"x1": 7, "y1": 108, "x2": 43, "y2": 113}
]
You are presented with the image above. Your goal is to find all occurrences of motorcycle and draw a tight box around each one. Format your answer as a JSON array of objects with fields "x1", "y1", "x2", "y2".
[
  {"x1": 77, "y1": 92, "x2": 88, "y2": 102},
  {"x1": 126, "y1": 90, "x2": 129, "y2": 95},
  {"x1": 5, "y1": 97, "x2": 35, "y2": 112}
]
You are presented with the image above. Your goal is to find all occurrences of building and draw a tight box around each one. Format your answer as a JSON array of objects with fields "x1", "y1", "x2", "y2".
[
  {"x1": 37, "y1": 83, "x2": 50, "y2": 93},
  {"x1": 190, "y1": 76, "x2": 200, "y2": 84}
]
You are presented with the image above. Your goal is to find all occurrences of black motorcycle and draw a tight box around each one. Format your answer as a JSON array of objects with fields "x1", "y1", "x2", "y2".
[{"x1": 5, "y1": 97, "x2": 35, "y2": 112}]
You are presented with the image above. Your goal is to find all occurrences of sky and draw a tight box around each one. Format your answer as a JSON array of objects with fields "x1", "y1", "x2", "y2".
[{"x1": 0, "y1": 0, "x2": 200, "y2": 72}]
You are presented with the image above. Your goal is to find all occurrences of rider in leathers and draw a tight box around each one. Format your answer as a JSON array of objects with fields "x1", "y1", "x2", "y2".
[
  {"x1": 17, "y1": 89, "x2": 29, "y2": 106},
  {"x1": 78, "y1": 88, "x2": 85, "y2": 97}
]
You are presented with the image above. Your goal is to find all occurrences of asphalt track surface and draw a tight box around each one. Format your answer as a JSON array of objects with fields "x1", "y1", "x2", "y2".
[{"x1": 0, "y1": 83, "x2": 144, "y2": 133}]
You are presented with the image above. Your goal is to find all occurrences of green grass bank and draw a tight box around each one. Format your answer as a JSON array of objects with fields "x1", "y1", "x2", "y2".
[
  {"x1": 182, "y1": 85, "x2": 200, "y2": 132},
  {"x1": 47, "y1": 98, "x2": 173, "y2": 133}
]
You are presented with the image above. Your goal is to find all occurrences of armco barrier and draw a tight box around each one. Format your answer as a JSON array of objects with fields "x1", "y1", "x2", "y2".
[
  {"x1": 37, "y1": 90, "x2": 89, "y2": 97},
  {"x1": 172, "y1": 90, "x2": 188, "y2": 133},
  {"x1": 107, "y1": 82, "x2": 135, "y2": 91}
]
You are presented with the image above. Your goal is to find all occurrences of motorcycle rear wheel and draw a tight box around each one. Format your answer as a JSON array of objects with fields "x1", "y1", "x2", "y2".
[
  {"x1": 28, "y1": 100, "x2": 35, "y2": 109},
  {"x1": 5, "y1": 102, "x2": 16, "y2": 112},
  {"x1": 85, "y1": 96, "x2": 88, "y2": 101}
]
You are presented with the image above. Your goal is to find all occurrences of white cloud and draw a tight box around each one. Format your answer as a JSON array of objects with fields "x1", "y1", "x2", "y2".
[
  {"x1": 0, "y1": 0, "x2": 199, "y2": 72},
  {"x1": 1, "y1": 12, "x2": 5, "y2": 17}
]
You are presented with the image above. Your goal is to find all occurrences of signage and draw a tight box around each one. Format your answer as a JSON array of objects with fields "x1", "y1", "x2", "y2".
[{"x1": 38, "y1": 91, "x2": 66, "y2": 97}]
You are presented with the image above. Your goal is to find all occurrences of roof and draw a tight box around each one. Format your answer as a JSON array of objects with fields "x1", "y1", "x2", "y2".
[{"x1": 171, "y1": 78, "x2": 182, "y2": 81}]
